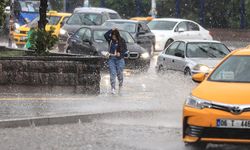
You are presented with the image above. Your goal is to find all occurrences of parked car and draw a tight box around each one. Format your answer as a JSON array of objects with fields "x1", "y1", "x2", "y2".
[
  {"x1": 184, "y1": 47, "x2": 250, "y2": 149},
  {"x1": 66, "y1": 26, "x2": 151, "y2": 70},
  {"x1": 13, "y1": 11, "x2": 71, "y2": 48},
  {"x1": 102, "y1": 19, "x2": 155, "y2": 55},
  {"x1": 156, "y1": 40, "x2": 230, "y2": 75},
  {"x1": 148, "y1": 18, "x2": 213, "y2": 51},
  {"x1": 58, "y1": 7, "x2": 121, "y2": 52}
]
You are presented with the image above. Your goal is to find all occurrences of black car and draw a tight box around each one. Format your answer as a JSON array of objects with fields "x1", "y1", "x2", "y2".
[
  {"x1": 102, "y1": 19, "x2": 156, "y2": 55},
  {"x1": 67, "y1": 26, "x2": 151, "y2": 70}
]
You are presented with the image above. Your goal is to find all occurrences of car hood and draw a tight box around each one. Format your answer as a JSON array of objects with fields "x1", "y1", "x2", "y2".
[
  {"x1": 188, "y1": 58, "x2": 222, "y2": 68},
  {"x1": 192, "y1": 81, "x2": 250, "y2": 105},
  {"x1": 93, "y1": 42, "x2": 147, "y2": 54}
]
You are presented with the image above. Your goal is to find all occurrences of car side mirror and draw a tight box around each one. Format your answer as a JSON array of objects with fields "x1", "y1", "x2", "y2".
[
  {"x1": 60, "y1": 22, "x2": 64, "y2": 28},
  {"x1": 192, "y1": 73, "x2": 206, "y2": 83},
  {"x1": 178, "y1": 28, "x2": 185, "y2": 33},
  {"x1": 69, "y1": 32, "x2": 74, "y2": 36}
]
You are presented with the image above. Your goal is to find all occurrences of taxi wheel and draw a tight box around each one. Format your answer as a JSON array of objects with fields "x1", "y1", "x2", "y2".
[{"x1": 185, "y1": 142, "x2": 207, "y2": 150}]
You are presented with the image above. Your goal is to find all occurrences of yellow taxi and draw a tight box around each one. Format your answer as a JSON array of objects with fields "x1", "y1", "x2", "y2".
[
  {"x1": 183, "y1": 47, "x2": 250, "y2": 149},
  {"x1": 130, "y1": 17, "x2": 153, "y2": 23},
  {"x1": 13, "y1": 11, "x2": 71, "y2": 48}
]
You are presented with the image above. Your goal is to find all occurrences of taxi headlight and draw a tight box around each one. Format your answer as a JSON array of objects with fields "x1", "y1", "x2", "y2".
[
  {"x1": 141, "y1": 52, "x2": 150, "y2": 59},
  {"x1": 60, "y1": 28, "x2": 67, "y2": 35},
  {"x1": 185, "y1": 96, "x2": 211, "y2": 109}
]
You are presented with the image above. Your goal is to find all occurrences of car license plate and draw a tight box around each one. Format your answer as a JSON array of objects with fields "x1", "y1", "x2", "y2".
[{"x1": 217, "y1": 119, "x2": 250, "y2": 129}]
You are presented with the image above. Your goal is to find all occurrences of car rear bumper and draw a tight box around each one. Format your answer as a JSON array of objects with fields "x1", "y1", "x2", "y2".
[{"x1": 183, "y1": 106, "x2": 250, "y2": 143}]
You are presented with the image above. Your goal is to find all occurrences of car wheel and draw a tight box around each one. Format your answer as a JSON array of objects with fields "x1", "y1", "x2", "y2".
[
  {"x1": 164, "y1": 39, "x2": 174, "y2": 49},
  {"x1": 185, "y1": 142, "x2": 207, "y2": 150},
  {"x1": 184, "y1": 68, "x2": 191, "y2": 76}
]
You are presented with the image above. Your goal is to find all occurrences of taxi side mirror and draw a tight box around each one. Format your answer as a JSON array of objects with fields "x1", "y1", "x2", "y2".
[{"x1": 192, "y1": 73, "x2": 206, "y2": 83}]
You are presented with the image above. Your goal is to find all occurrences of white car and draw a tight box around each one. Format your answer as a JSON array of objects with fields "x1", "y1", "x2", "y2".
[
  {"x1": 148, "y1": 18, "x2": 213, "y2": 51},
  {"x1": 156, "y1": 40, "x2": 231, "y2": 75}
]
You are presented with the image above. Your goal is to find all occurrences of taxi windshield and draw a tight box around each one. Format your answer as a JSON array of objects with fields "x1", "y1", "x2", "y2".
[{"x1": 209, "y1": 56, "x2": 250, "y2": 82}]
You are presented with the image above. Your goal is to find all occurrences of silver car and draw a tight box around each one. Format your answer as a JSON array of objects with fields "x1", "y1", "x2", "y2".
[{"x1": 156, "y1": 40, "x2": 231, "y2": 75}]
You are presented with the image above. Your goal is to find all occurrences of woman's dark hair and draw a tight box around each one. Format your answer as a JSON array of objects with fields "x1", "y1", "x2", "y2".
[
  {"x1": 111, "y1": 29, "x2": 123, "y2": 53},
  {"x1": 111, "y1": 29, "x2": 121, "y2": 41}
]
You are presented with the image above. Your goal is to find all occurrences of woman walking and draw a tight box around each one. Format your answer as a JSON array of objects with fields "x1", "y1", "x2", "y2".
[{"x1": 104, "y1": 28, "x2": 128, "y2": 94}]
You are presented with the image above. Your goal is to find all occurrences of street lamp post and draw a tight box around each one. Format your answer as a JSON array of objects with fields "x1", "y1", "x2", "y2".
[{"x1": 150, "y1": 0, "x2": 157, "y2": 18}]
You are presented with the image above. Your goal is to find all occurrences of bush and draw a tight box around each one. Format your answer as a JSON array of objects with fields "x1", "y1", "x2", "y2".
[{"x1": 29, "y1": 28, "x2": 58, "y2": 55}]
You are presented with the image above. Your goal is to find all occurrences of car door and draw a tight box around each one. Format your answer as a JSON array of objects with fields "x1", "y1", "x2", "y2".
[
  {"x1": 173, "y1": 21, "x2": 189, "y2": 40},
  {"x1": 162, "y1": 41, "x2": 180, "y2": 70},
  {"x1": 79, "y1": 29, "x2": 94, "y2": 55},
  {"x1": 136, "y1": 23, "x2": 150, "y2": 51},
  {"x1": 141, "y1": 23, "x2": 155, "y2": 53},
  {"x1": 172, "y1": 42, "x2": 186, "y2": 71},
  {"x1": 186, "y1": 21, "x2": 201, "y2": 39}
]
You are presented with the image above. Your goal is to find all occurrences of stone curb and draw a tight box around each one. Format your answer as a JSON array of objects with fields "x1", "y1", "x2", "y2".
[
  {"x1": 0, "y1": 110, "x2": 178, "y2": 129},
  {"x1": 0, "y1": 112, "x2": 114, "y2": 128}
]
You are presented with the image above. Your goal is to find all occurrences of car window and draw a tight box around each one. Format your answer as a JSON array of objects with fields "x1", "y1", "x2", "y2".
[
  {"x1": 174, "y1": 42, "x2": 185, "y2": 57},
  {"x1": 140, "y1": 23, "x2": 150, "y2": 33},
  {"x1": 209, "y1": 56, "x2": 250, "y2": 82},
  {"x1": 27, "y1": 16, "x2": 61, "y2": 27},
  {"x1": 103, "y1": 22, "x2": 137, "y2": 33},
  {"x1": 186, "y1": 42, "x2": 230, "y2": 58},
  {"x1": 82, "y1": 29, "x2": 92, "y2": 41},
  {"x1": 75, "y1": 28, "x2": 87, "y2": 39},
  {"x1": 187, "y1": 22, "x2": 200, "y2": 31},
  {"x1": 67, "y1": 13, "x2": 103, "y2": 25},
  {"x1": 148, "y1": 20, "x2": 177, "y2": 30},
  {"x1": 165, "y1": 42, "x2": 180, "y2": 55},
  {"x1": 108, "y1": 13, "x2": 120, "y2": 19},
  {"x1": 175, "y1": 22, "x2": 188, "y2": 32}
]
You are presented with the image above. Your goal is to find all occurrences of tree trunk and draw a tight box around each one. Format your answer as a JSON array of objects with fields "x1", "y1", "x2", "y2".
[{"x1": 38, "y1": 0, "x2": 48, "y2": 30}]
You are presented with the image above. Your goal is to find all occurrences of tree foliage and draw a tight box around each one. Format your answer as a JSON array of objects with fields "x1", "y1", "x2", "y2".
[{"x1": 29, "y1": 28, "x2": 58, "y2": 55}]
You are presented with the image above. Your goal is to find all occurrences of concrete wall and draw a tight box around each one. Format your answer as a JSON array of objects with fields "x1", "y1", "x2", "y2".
[{"x1": 0, "y1": 55, "x2": 101, "y2": 94}]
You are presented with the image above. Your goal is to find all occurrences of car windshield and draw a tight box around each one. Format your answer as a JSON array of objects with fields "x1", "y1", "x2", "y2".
[
  {"x1": 93, "y1": 30, "x2": 134, "y2": 43},
  {"x1": 209, "y1": 56, "x2": 250, "y2": 82},
  {"x1": 103, "y1": 22, "x2": 136, "y2": 33},
  {"x1": 147, "y1": 20, "x2": 177, "y2": 30},
  {"x1": 67, "y1": 13, "x2": 103, "y2": 25},
  {"x1": 186, "y1": 43, "x2": 230, "y2": 58},
  {"x1": 19, "y1": 1, "x2": 40, "y2": 12},
  {"x1": 27, "y1": 16, "x2": 62, "y2": 27}
]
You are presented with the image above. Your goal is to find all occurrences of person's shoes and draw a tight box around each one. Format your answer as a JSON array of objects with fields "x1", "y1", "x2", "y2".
[{"x1": 111, "y1": 88, "x2": 116, "y2": 95}]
